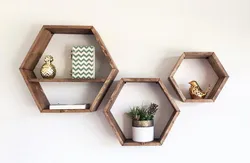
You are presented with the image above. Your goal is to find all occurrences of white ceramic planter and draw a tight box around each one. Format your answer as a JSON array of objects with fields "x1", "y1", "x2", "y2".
[
  {"x1": 132, "y1": 120, "x2": 154, "y2": 142},
  {"x1": 132, "y1": 126, "x2": 154, "y2": 142}
]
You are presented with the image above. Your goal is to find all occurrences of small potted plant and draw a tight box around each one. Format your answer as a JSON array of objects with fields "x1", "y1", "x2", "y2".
[{"x1": 127, "y1": 103, "x2": 159, "y2": 142}]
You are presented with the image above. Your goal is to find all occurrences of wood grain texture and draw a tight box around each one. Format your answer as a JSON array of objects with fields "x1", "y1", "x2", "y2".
[
  {"x1": 41, "y1": 109, "x2": 91, "y2": 113},
  {"x1": 29, "y1": 78, "x2": 106, "y2": 83},
  {"x1": 20, "y1": 69, "x2": 49, "y2": 111},
  {"x1": 44, "y1": 25, "x2": 93, "y2": 34},
  {"x1": 105, "y1": 111, "x2": 126, "y2": 144},
  {"x1": 158, "y1": 80, "x2": 180, "y2": 112},
  {"x1": 91, "y1": 27, "x2": 118, "y2": 69},
  {"x1": 160, "y1": 111, "x2": 180, "y2": 144},
  {"x1": 123, "y1": 139, "x2": 162, "y2": 146},
  {"x1": 104, "y1": 79, "x2": 126, "y2": 145},
  {"x1": 168, "y1": 77, "x2": 186, "y2": 102},
  {"x1": 169, "y1": 52, "x2": 229, "y2": 103},
  {"x1": 212, "y1": 77, "x2": 229, "y2": 101},
  {"x1": 104, "y1": 79, "x2": 125, "y2": 112},
  {"x1": 208, "y1": 53, "x2": 229, "y2": 77},
  {"x1": 184, "y1": 52, "x2": 213, "y2": 59},
  {"x1": 185, "y1": 99, "x2": 214, "y2": 102},
  {"x1": 90, "y1": 69, "x2": 118, "y2": 112},
  {"x1": 20, "y1": 28, "x2": 53, "y2": 70},
  {"x1": 103, "y1": 78, "x2": 180, "y2": 146},
  {"x1": 122, "y1": 78, "x2": 160, "y2": 83},
  {"x1": 208, "y1": 77, "x2": 229, "y2": 101},
  {"x1": 170, "y1": 53, "x2": 186, "y2": 77},
  {"x1": 20, "y1": 25, "x2": 119, "y2": 113}
]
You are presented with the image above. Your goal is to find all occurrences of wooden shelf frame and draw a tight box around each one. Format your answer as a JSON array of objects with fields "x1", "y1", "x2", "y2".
[
  {"x1": 29, "y1": 78, "x2": 106, "y2": 83},
  {"x1": 169, "y1": 52, "x2": 229, "y2": 102},
  {"x1": 20, "y1": 25, "x2": 119, "y2": 113},
  {"x1": 104, "y1": 78, "x2": 180, "y2": 146}
]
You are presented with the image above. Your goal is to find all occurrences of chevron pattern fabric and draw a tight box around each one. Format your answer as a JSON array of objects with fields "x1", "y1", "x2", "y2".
[{"x1": 71, "y1": 46, "x2": 95, "y2": 79}]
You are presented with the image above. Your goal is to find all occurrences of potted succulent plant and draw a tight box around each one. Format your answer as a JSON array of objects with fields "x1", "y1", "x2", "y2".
[{"x1": 127, "y1": 103, "x2": 159, "y2": 142}]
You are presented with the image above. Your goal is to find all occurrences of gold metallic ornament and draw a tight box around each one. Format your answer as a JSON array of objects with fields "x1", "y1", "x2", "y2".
[
  {"x1": 189, "y1": 80, "x2": 210, "y2": 99},
  {"x1": 40, "y1": 55, "x2": 56, "y2": 79}
]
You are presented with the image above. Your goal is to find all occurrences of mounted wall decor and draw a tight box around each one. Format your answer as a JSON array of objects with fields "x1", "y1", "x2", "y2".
[
  {"x1": 169, "y1": 52, "x2": 229, "y2": 102},
  {"x1": 104, "y1": 78, "x2": 180, "y2": 146},
  {"x1": 20, "y1": 25, "x2": 118, "y2": 113}
]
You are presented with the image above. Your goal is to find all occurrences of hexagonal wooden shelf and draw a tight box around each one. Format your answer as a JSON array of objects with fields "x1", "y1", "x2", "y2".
[
  {"x1": 104, "y1": 78, "x2": 180, "y2": 146},
  {"x1": 20, "y1": 25, "x2": 118, "y2": 113},
  {"x1": 169, "y1": 52, "x2": 229, "y2": 102}
]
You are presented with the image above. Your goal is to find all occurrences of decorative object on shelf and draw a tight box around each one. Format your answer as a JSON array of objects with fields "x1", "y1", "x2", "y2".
[
  {"x1": 40, "y1": 55, "x2": 56, "y2": 79},
  {"x1": 19, "y1": 25, "x2": 118, "y2": 113},
  {"x1": 104, "y1": 78, "x2": 180, "y2": 146},
  {"x1": 127, "y1": 103, "x2": 159, "y2": 143},
  {"x1": 71, "y1": 46, "x2": 95, "y2": 79},
  {"x1": 49, "y1": 104, "x2": 90, "y2": 109},
  {"x1": 189, "y1": 80, "x2": 210, "y2": 99},
  {"x1": 169, "y1": 52, "x2": 229, "y2": 102}
]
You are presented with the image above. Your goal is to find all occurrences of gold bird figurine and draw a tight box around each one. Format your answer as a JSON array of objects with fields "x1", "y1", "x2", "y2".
[
  {"x1": 189, "y1": 80, "x2": 210, "y2": 99},
  {"x1": 40, "y1": 55, "x2": 56, "y2": 79}
]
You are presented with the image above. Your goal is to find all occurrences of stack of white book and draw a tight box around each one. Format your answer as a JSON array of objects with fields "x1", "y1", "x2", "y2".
[{"x1": 49, "y1": 104, "x2": 90, "y2": 109}]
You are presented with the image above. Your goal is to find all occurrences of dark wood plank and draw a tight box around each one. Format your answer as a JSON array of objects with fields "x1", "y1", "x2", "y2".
[
  {"x1": 212, "y1": 77, "x2": 229, "y2": 101},
  {"x1": 103, "y1": 79, "x2": 126, "y2": 145},
  {"x1": 122, "y1": 78, "x2": 160, "y2": 83},
  {"x1": 43, "y1": 25, "x2": 93, "y2": 34},
  {"x1": 104, "y1": 111, "x2": 126, "y2": 145},
  {"x1": 185, "y1": 99, "x2": 214, "y2": 102},
  {"x1": 41, "y1": 109, "x2": 91, "y2": 113},
  {"x1": 208, "y1": 77, "x2": 229, "y2": 100},
  {"x1": 159, "y1": 111, "x2": 180, "y2": 144},
  {"x1": 208, "y1": 53, "x2": 229, "y2": 77},
  {"x1": 20, "y1": 69, "x2": 49, "y2": 111},
  {"x1": 123, "y1": 139, "x2": 162, "y2": 146},
  {"x1": 208, "y1": 78, "x2": 224, "y2": 99},
  {"x1": 91, "y1": 27, "x2": 118, "y2": 69},
  {"x1": 104, "y1": 79, "x2": 125, "y2": 112},
  {"x1": 20, "y1": 28, "x2": 53, "y2": 70},
  {"x1": 170, "y1": 53, "x2": 186, "y2": 77},
  {"x1": 184, "y1": 52, "x2": 213, "y2": 59},
  {"x1": 168, "y1": 77, "x2": 186, "y2": 102},
  {"x1": 29, "y1": 78, "x2": 106, "y2": 83},
  {"x1": 158, "y1": 80, "x2": 180, "y2": 112},
  {"x1": 90, "y1": 69, "x2": 118, "y2": 112}
]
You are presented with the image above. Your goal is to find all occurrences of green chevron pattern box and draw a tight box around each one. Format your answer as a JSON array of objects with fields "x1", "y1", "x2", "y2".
[{"x1": 71, "y1": 46, "x2": 95, "y2": 79}]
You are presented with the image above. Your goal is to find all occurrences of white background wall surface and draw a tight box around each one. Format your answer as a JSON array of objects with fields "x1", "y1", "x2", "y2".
[{"x1": 1, "y1": 0, "x2": 250, "y2": 163}]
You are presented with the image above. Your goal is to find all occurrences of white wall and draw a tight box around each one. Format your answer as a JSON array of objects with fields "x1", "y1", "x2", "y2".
[{"x1": 1, "y1": 0, "x2": 250, "y2": 163}]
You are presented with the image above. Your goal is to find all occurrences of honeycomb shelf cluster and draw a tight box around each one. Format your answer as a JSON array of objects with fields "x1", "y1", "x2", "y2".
[{"x1": 20, "y1": 25, "x2": 229, "y2": 146}]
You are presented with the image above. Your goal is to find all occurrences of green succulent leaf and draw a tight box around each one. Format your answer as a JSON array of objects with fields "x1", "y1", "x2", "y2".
[{"x1": 126, "y1": 103, "x2": 159, "y2": 121}]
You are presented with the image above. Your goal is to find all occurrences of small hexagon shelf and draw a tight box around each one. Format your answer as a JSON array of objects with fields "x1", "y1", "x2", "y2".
[
  {"x1": 169, "y1": 52, "x2": 229, "y2": 102},
  {"x1": 104, "y1": 78, "x2": 180, "y2": 146},
  {"x1": 20, "y1": 25, "x2": 118, "y2": 113}
]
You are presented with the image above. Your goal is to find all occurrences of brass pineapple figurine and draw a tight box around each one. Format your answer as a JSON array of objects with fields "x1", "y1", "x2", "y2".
[
  {"x1": 189, "y1": 80, "x2": 210, "y2": 99},
  {"x1": 40, "y1": 55, "x2": 56, "y2": 79}
]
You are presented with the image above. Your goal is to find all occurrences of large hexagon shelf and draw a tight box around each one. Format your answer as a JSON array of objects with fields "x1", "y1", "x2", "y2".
[
  {"x1": 20, "y1": 25, "x2": 118, "y2": 113},
  {"x1": 169, "y1": 52, "x2": 229, "y2": 102},
  {"x1": 104, "y1": 78, "x2": 180, "y2": 146}
]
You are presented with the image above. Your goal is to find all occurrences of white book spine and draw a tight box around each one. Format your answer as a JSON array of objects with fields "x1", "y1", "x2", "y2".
[{"x1": 49, "y1": 104, "x2": 90, "y2": 109}]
